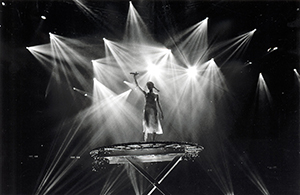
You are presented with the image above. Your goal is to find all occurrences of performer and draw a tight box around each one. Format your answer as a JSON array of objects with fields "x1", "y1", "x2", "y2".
[{"x1": 132, "y1": 72, "x2": 164, "y2": 142}]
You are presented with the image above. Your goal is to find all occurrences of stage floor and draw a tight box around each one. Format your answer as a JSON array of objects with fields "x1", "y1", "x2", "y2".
[{"x1": 90, "y1": 141, "x2": 204, "y2": 164}]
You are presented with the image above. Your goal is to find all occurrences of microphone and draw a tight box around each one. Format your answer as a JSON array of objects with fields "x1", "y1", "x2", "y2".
[{"x1": 130, "y1": 72, "x2": 139, "y2": 76}]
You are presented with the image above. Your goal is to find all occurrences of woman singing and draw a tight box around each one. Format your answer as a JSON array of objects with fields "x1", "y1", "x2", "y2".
[{"x1": 132, "y1": 73, "x2": 164, "y2": 142}]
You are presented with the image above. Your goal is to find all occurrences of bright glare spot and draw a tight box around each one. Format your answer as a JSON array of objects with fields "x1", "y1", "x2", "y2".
[
  {"x1": 186, "y1": 66, "x2": 198, "y2": 78},
  {"x1": 49, "y1": 33, "x2": 55, "y2": 39},
  {"x1": 84, "y1": 94, "x2": 88, "y2": 97},
  {"x1": 250, "y1": 29, "x2": 257, "y2": 34},
  {"x1": 267, "y1": 47, "x2": 278, "y2": 52},
  {"x1": 70, "y1": 155, "x2": 80, "y2": 159},
  {"x1": 245, "y1": 60, "x2": 252, "y2": 65},
  {"x1": 2, "y1": 2, "x2": 5, "y2": 6},
  {"x1": 41, "y1": 15, "x2": 46, "y2": 20},
  {"x1": 147, "y1": 64, "x2": 160, "y2": 75},
  {"x1": 294, "y1": 69, "x2": 299, "y2": 74}
]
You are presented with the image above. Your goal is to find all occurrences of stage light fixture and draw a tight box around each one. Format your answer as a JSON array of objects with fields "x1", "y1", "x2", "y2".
[
  {"x1": 245, "y1": 61, "x2": 252, "y2": 65},
  {"x1": 294, "y1": 69, "x2": 299, "y2": 74},
  {"x1": 41, "y1": 15, "x2": 46, "y2": 20},
  {"x1": 249, "y1": 29, "x2": 257, "y2": 34},
  {"x1": 49, "y1": 33, "x2": 55, "y2": 39},
  {"x1": 267, "y1": 47, "x2": 278, "y2": 53}
]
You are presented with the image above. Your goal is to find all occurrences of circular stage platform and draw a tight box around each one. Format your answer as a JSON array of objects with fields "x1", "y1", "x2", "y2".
[
  {"x1": 90, "y1": 141, "x2": 204, "y2": 165},
  {"x1": 90, "y1": 141, "x2": 204, "y2": 194}
]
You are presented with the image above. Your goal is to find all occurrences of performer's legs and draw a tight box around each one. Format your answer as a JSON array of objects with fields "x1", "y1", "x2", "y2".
[
  {"x1": 144, "y1": 110, "x2": 150, "y2": 126},
  {"x1": 143, "y1": 132, "x2": 148, "y2": 142},
  {"x1": 153, "y1": 133, "x2": 156, "y2": 142}
]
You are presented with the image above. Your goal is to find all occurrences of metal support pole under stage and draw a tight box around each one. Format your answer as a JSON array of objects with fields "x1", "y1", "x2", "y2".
[
  {"x1": 125, "y1": 155, "x2": 183, "y2": 195},
  {"x1": 146, "y1": 156, "x2": 183, "y2": 195},
  {"x1": 90, "y1": 141, "x2": 204, "y2": 194},
  {"x1": 125, "y1": 157, "x2": 171, "y2": 195}
]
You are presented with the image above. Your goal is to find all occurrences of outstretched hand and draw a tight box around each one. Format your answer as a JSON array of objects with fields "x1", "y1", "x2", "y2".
[{"x1": 130, "y1": 72, "x2": 139, "y2": 77}]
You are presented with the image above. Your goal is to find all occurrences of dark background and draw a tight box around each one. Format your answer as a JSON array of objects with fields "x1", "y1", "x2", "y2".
[{"x1": 1, "y1": 0, "x2": 300, "y2": 194}]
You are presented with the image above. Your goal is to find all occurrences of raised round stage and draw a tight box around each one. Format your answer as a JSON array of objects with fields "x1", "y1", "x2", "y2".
[
  {"x1": 90, "y1": 141, "x2": 204, "y2": 194},
  {"x1": 90, "y1": 141, "x2": 204, "y2": 165}
]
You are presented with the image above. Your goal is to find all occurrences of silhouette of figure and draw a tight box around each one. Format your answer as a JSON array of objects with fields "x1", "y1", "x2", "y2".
[{"x1": 132, "y1": 73, "x2": 163, "y2": 141}]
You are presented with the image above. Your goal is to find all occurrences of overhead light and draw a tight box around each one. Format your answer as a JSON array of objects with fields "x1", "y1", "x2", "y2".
[{"x1": 186, "y1": 66, "x2": 198, "y2": 78}]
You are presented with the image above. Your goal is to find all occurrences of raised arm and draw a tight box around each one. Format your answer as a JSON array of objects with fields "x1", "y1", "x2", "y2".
[{"x1": 133, "y1": 74, "x2": 146, "y2": 95}]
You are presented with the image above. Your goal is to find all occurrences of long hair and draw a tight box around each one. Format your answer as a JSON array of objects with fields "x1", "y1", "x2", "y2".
[{"x1": 146, "y1": 81, "x2": 159, "y2": 92}]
